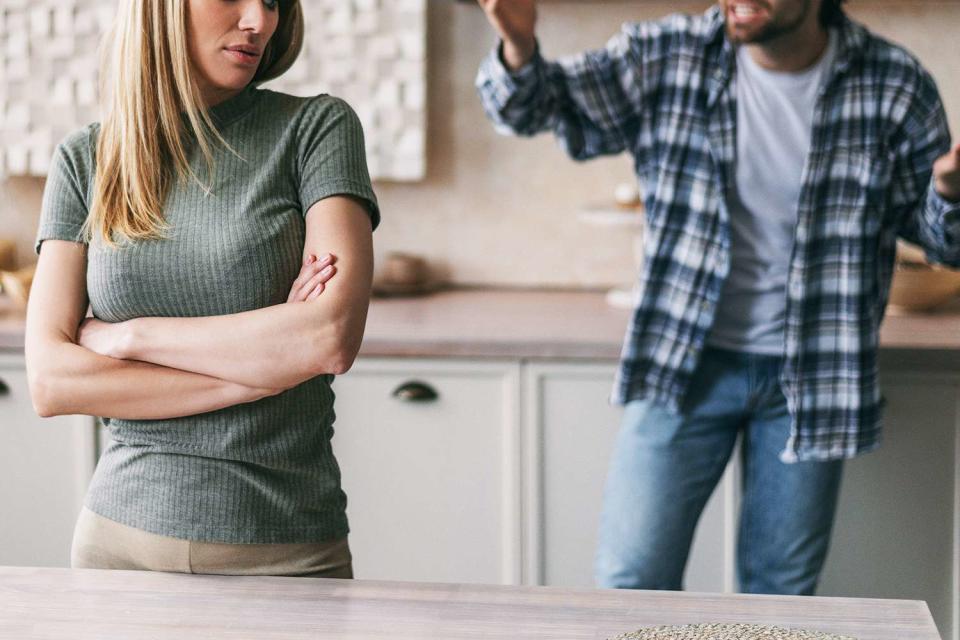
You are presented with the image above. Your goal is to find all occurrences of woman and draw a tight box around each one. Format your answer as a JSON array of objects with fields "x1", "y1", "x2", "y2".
[{"x1": 25, "y1": 0, "x2": 378, "y2": 578}]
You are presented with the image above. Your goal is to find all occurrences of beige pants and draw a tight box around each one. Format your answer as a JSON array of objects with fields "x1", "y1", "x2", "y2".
[{"x1": 71, "y1": 507, "x2": 353, "y2": 578}]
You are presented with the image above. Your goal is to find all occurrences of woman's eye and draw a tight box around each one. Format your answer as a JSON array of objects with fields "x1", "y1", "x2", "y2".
[{"x1": 263, "y1": 0, "x2": 278, "y2": 9}]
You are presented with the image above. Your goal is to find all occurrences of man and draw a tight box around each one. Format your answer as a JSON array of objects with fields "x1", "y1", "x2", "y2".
[{"x1": 475, "y1": 0, "x2": 960, "y2": 594}]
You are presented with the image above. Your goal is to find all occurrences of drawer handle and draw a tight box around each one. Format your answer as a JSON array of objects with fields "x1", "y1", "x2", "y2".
[
  {"x1": 0, "y1": 377, "x2": 8, "y2": 397},
  {"x1": 391, "y1": 381, "x2": 438, "y2": 403}
]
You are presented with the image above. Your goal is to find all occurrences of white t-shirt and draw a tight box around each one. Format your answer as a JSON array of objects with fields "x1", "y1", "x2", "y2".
[{"x1": 708, "y1": 30, "x2": 839, "y2": 355}]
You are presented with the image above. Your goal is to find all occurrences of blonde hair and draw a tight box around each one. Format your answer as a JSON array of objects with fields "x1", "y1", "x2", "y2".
[{"x1": 87, "y1": 0, "x2": 303, "y2": 246}]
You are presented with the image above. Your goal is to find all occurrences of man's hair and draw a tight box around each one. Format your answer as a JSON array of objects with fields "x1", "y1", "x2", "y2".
[{"x1": 819, "y1": 0, "x2": 847, "y2": 26}]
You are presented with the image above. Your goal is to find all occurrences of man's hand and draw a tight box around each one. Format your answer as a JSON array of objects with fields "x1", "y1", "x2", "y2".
[
  {"x1": 287, "y1": 253, "x2": 337, "y2": 303},
  {"x1": 477, "y1": 0, "x2": 537, "y2": 71},
  {"x1": 934, "y1": 143, "x2": 960, "y2": 203}
]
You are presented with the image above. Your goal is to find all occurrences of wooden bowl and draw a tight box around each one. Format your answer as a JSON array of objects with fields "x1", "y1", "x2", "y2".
[
  {"x1": 888, "y1": 263, "x2": 960, "y2": 313},
  {"x1": 0, "y1": 266, "x2": 35, "y2": 309},
  {"x1": 0, "y1": 238, "x2": 16, "y2": 272}
]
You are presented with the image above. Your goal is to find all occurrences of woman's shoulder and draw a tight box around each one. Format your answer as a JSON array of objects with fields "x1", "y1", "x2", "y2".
[
  {"x1": 56, "y1": 122, "x2": 100, "y2": 156},
  {"x1": 51, "y1": 122, "x2": 101, "y2": 179},
  {"x1": 254, "y1": 89, "x2": 362, "y2": 128}
]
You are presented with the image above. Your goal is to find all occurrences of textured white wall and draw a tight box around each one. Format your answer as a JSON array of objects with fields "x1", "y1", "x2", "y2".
[
  {"x1": 0, "y1": 0, "x2": 426, "y2": 180},
  {"x1": 0, "y1": 0, "x2": 111, "y2": 175},
  {"x1": 263, "y1": 0, "x2": 426, "y2": 180}
]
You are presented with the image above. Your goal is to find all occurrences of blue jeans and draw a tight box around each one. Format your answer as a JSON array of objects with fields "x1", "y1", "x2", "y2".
[{"x1": 594, "y1": 347, "x2": 844, "y2": 595}]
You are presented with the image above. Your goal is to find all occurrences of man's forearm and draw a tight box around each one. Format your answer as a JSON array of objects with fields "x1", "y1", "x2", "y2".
[{"x1": 29, "y1": 341, "x2": 277, "y2": 420}]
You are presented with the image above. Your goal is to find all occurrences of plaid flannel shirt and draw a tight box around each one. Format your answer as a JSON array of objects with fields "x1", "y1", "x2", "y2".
[{"x1": 476, "y1": 6, "x2": 960, "y2": 461}]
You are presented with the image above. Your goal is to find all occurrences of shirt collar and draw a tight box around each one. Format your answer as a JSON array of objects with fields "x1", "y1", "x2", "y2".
[
  {"x1": 209, "y1": 85, "x2": 259, "y2": 128},
  {"x1": 704, "y1": 7, "x2": 867, "y2": 103}
]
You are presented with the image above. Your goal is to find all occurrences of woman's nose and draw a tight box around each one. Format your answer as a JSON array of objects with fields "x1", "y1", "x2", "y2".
[{"x1": 238, "y1": 0, "x2": 270, "y2": 33}]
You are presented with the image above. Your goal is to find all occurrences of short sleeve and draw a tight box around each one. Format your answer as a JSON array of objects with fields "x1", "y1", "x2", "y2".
[
  {"x1": 35, "y1": 124, "x2": 98, "y2": 254},
  {"x1": 296, "y1": 96, "x2": 380, "y2": 230}
]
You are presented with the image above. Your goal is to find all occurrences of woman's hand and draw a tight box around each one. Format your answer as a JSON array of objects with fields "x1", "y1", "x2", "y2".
[
  {"x1": 287, "y1": 253, "x2": 337, "y2": 303},
  {"x1": 76, "y1": 317, "x2": 131, "y2": 359}
]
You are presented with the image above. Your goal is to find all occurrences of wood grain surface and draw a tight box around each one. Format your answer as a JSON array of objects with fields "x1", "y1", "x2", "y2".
[{"x1": 0, "y1": 566, "x2": 941, "y2": 640}]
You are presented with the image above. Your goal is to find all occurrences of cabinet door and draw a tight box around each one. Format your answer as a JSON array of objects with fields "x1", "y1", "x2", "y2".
[
  {"x1": 525, "y1": 362, "x2": 736, "y2": 592},
  {"x1": 0, "y1": 356, "x2": 96, "y2": 567},
  {"x1": 331, "y1": 358, "x2": 522, "y2": 585},
  {"x1": 817, "y1": 373, "x2": 958, "y2": 640}
]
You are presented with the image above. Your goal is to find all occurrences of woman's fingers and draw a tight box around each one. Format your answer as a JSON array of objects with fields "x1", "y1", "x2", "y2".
[
  {"x1": 296, "y1": 265, "x2": 337, "y2": 302},
  {"x1": 306, "y1": 282, "x2": 325, "y2": 300},
  {"x1": 288, "y1": 257, "x2": 337, "y2": 303},
  {"x1": 287, "y1": 254, "x2": 334, "y2": 302}
]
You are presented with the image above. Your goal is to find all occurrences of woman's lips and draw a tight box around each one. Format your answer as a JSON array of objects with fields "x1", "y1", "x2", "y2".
[{"x1": 224, "y1": 47, "x2": 261, "y2": 65}]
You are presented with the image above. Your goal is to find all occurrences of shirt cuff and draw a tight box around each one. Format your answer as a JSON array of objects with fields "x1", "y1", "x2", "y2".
[
  {"x1": 477, "y1": 40, "x2": 543, "y2": 112},
  {"x1": 926, "y1": 177, "x2": 960, "y2": 223}
]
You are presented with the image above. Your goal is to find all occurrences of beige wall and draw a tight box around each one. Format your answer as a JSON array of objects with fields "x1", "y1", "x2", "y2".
[{"x1": 2, "y1": 0, "x2": 958, "y2": 287}]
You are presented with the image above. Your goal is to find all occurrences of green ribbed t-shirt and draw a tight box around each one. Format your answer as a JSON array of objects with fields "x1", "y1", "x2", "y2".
[{"x1": 36, "y1": 88, "x2": 379, "y2": 543}]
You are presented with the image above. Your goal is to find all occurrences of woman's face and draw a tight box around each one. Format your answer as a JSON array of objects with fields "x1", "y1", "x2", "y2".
[{"x1": 186, "y1": 0, "x2": 280, "y2": 106}]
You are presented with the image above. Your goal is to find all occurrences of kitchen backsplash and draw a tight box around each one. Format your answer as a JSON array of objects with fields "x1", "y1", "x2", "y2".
[{"x1": 2, "y1": 0, "x2": 958, "y2": 288}]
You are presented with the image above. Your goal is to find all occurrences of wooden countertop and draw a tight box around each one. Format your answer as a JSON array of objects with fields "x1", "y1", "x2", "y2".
[
  {"x1": 359, "y1": 288, "x2": 630, "y2": 359},
  {"x1": 3, "y1": 288, "x2": 960, "y2": 358},
  {"x1": 0, "y1": 566, "x2": 941, "y2": 640}
]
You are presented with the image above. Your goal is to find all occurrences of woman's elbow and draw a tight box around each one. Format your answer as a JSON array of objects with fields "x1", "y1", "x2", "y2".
[
  {"x1": 304, "y1": 313, "x2": 366, "y2": 377},
  {"x1": 27, "y1": 370, "x2": 60, "y2": 418},
  {"x1": 310, "y1": 330, "x2": 362, "y2": 376},
  {"x1": 25, "y1": 339, "x2": 76, "y2": 417},
  {"x1": 326, "y1": 359, "x2": 352, "y2": 376},
  {"x1": 320, "y1": 346, "x2": 359, "y2": 376},
  {"x1": 304, "y1": 352, "x2": 354, "y2": 377}
]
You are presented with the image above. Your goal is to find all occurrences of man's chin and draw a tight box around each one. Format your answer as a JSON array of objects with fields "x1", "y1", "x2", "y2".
[
  {"x1": 725, "y1": 22, "x2": 772, "y2": 44},
  {"x1": 725, "y1": 23, "x2": 753, "y2": 43}
]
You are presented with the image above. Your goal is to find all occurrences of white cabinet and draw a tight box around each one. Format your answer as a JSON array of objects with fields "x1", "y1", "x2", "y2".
[
  {"x1": 332, "y1": 358, "x2": 738, "y2": 592},
  {"x1": 522, "y1": 362, "x2": 738, "y2": 592},
  {"x1": 818, "y1": 371, "x2": 960, "y2": 640},
  {"x1": 0, "y1": 354, "x2": 96, "y2": 568},
  {"x1": 331, "y1": 358, "x2": 522, "y2": 585},
  {"x1": 521, "y1": 362, "x2": 620, "y2": 588}
]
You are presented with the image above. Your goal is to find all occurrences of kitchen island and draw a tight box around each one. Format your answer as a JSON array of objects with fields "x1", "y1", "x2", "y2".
[{"x1": 0, "y1": 566, "x2": 942, "y2": 639}]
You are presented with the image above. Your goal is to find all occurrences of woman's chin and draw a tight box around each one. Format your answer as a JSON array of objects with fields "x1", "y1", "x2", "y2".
[{"x1": 217, "y1": 75, "x2": 255, "y2": 91}]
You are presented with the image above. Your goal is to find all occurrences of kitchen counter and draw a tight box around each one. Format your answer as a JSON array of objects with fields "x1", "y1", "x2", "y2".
[
  {"x1": 3, "y1": 288, "x2": 960, "y2": 358},
  {"x1": 360, "y1": 288, "x2": 630, "y2": 359},
  {"x1": 0, "y1": 566, "x2": 942, "y2": 640}
]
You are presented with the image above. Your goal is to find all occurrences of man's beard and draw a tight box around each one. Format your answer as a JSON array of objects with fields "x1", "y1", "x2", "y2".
[{"x1": 725, "y1": 0, "x2": 811, "y2": 44}]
